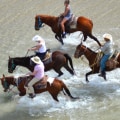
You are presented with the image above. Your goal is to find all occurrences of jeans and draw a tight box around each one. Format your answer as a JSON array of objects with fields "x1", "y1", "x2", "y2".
[{"x1": 100, "y1": 54, "x2": 111, "y2": 72}]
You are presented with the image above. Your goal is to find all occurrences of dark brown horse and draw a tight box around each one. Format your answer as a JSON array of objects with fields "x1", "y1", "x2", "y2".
[
  {"x1": 74, "y1": 44, "x2": 120, "y2": 82},
  {"x1": 8, "y1": 51, "x2": 75, "y2": 77},
  {"x1": 34, "y1": 14, "x2": 101, "y2": 46},
  {"x1": 0, "y1": 74, "x2": 78, "y2": 101}
]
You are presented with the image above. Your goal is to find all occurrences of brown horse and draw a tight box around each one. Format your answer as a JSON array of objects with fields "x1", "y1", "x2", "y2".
[
  {"x1": 34, "y1": 14, "x2": 101, "y2": 46},
  {"x1": 74, "y1": 44, "x2": 120, "y2": 82},
  {"x1": 0, "y1": 74, "x2": 78, "y2": 101},
  {"x1": 8, "y1": 51, "x2": 75, "y2": 77}
]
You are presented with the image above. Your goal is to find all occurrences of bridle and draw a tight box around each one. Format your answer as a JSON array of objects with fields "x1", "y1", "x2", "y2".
[
  {"x1": 8, "y1": 59, "x2": 16, "y2": 73},
  {"x1": 2, "y1": 78, "x2": 10, "y2": 92},
  {"x1": 35, "y1": 16, "x2": 43, "y2": 30},
  {"x1": 75, "y1": 45, "x2": 88, "y2": 58}
]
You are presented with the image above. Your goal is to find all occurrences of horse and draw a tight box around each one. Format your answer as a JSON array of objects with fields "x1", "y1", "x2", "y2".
[
  {"x1": 8, "y1": 51, "x2": 75, "y2": 77},
  {"x1": 34, "y1": 14, "x2": 101, "y2": 46},
  {"x1": 74, "y1": 44, "x2": 120, "y2": 82},
  {"x1": 0, "y1": 74, "x2": 79, "y2": 101}
]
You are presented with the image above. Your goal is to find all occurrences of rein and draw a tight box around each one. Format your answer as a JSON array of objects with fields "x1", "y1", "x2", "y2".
[{"x1": 78, "y1": 46, "x2": 101, "y2": 69}]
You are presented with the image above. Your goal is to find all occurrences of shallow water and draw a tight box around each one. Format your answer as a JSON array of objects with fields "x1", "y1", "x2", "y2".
[{"x1": 0, "y1": 0, "x2": 120, "y2": 120}]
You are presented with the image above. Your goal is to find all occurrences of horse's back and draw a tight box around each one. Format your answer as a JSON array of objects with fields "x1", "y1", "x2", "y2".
[{"x1": 77, "y1": 16, "x2": 93, "y2": 33}]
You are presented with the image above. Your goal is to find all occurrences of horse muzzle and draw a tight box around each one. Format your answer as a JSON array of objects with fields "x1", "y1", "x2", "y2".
[{"x1": 8, "y1": 69, "x2": 13, "y2": 73}]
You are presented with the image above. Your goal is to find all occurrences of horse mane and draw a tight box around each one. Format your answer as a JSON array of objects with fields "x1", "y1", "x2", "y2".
[
  {"x1": 87, "y1": 47, "x2": 97, "y2": 54},
  {"x1": 36, "y1": 14, "x2": 58, "y2": 19}
]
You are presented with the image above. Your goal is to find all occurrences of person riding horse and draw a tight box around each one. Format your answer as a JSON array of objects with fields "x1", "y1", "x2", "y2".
[
  {"x1": 60, "y1": 0, "x2": 72, "y2": 38},
  {"x1": 98, "y1": 33, "x2": 114, "y2": 78},
  {"x1": 26, "y1": 56, "x2": 45, "y2": 98},
  {"x1": 28, "y1": 35, "x2": 47, "y2": 60}
]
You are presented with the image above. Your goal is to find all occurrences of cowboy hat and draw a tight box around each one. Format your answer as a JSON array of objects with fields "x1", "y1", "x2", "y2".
[
  {"x1": 31, "y1": 56, "x2": 42, "y2": 64},
  {"x1": 103, "y1": 33, "x2": 113, "y2": 41},
  {"x1": 32, "y1": 35, "x2": 44, "y2": 42}
]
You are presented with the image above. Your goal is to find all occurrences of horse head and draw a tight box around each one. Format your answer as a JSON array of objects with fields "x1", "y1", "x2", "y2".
[
  {"x1": 74, "y1": 43, "x2": 87, "y2": 58},
  {"x1": 8, "y1": 57, "x2": 16, "y2": 73},
  {"x1": 35, "y1": 15, "x2": 43, "y2": 30},
  {"x1": 0, "y1": 74, "x2": 11, "y2": 92}
]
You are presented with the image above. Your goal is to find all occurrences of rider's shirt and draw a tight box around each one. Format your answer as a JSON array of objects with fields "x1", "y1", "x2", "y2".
[
  {"x1": 38, "y1": 41, "x2": 46, "y2": 53},
  {"x1": 34, "y1": 63, "x2": 44, "y2": 80},
  {"x1": 101, "y1": 41, "x2": 113, "y2": 55},
  {"x1": 64, "y1": 5, "x2": 72, "y2": 20}
]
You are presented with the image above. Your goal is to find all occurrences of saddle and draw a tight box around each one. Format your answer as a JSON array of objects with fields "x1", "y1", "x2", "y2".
[
  {"x1": 25, "y1": 75, "x2": 48, "y2": 89},
  {"x1": 42, "y1": 50, "x2": 52, "y2": 62},
  {"x1": 106, "y1": 50, "x2": 119, "y2": 69},
  {"x1": 58, "y1": 14, "x2": 78, "y2": 33}
]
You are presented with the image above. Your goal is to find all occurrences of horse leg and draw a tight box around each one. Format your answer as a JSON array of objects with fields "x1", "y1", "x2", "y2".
[
  {"x1": 83, "y1": 33, "x2": 87, "y2": 41},
  {"x1": 56, "y1": 70, "x2": 63, "y2": 77},
  {"x1": 64, "y1": 65, "x2": 74, "y2": 75},
  {"x1": 18, "y1": 87, "x2": 26, "y2": 96},
  {"x1": 48, "y1": 91, "x2": 59, "y2": 102},
  {"x1": 88, "y1": 34, "x2": 101, "y2": 46},
  {"x1": 55, "y1": 34, "x2": 64, "y2": 45},
  {"x1": 86, "y1": 71, "x2": 95, "y2": 82},
  {"x1": 63, "y1": 54, "x2": 75, "y2": 75},
  {"x1": 53, "y1": 65, "x2": 63, "y2": 77}
]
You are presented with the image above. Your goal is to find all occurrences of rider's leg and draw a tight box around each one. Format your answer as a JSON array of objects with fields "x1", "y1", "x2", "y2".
[
  {"x1": 99, "y1": 54, "x2": 110, "y2": 77},
  {"x1": 27, "y1": 77, "x2": 39, "y2": 98},
  {"x1": 61, "y1": 18, "x2": 67, "y2": 38}
]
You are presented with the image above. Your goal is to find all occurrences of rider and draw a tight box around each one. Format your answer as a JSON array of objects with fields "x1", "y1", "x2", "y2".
[
  {"x1": 28, "y1": 35, "x2": 47, "y2": 60},
  {"x1": 27, "y1": 56, "x2": 45, "y2": 98},
  {"x1": 60, "y1": 0, "x2": 72, "y2": 38},
  {"x1": 99, "y1": 33, "x2": 114, "y2": 78}
]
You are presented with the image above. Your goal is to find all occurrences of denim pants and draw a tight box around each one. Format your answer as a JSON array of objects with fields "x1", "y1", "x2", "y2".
[{"x1": 100, "y1": 54, "x2": 110, "y2": 72}]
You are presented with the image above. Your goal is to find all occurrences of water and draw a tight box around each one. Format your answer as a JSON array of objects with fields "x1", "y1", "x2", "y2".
[{"x1": 0, "y1": 0, "x2": 120, "y2": 120}]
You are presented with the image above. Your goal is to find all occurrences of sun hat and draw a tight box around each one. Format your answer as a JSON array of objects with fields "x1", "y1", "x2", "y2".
[
  {"x1": 32, "y1": 35, "x2": 44, "y2": 42},
  {"x1": 31, "y1": 56, "x2": 42, "y2": 64},
  {"x1": 103, "y1": 33, "x2": 113, "y2": 41}
]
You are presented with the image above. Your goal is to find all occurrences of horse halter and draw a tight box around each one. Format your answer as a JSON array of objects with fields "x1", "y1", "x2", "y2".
[
  {"x1": 35, "y1": 17, "x2": 43, "y2": 30},
  {"x1": 2, "y1": 78, "x2": 10, "y2": 92},
  {"x1": 75, "y1": 45, "x2": 87, "y2": 58},
  {"x1": 8, "y1": 59, "x2": 16, "y2": 73}
]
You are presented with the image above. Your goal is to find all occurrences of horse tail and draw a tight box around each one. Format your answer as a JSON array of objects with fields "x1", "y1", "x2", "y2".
[
  {"x1": 64, "y1": 53, "x2": 74, "y2": 71},
  {"x1": 62, "y1": 81, "x2": 79, "y2": 100}
]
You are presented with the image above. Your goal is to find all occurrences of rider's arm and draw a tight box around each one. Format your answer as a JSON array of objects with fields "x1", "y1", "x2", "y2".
[
  {"x1": 63, "y1": 6, "x2": 69, "y2": 16},
  {"x1": 29, "y1": 44, "x2": 42, "y2": 51}
]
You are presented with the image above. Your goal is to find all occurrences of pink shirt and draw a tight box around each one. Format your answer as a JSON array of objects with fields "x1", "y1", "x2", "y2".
[{"x1": 34, "y1": 63, "x2": 44, "y2": 79}]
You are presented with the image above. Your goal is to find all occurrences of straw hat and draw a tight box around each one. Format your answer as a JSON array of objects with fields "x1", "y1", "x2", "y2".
[
  {"x1": 31, "y1": 56, "x2": 42, "y2": 64},
  {"x1": 32, "y1": 35, "x2": 44, "y2": 42},
  {"x1": 103, "y1": 33, "x2": 113, "y2": 41}
]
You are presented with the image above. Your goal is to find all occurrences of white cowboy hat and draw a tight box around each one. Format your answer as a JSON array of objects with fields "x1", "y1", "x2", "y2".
[
  {"x1": 32, "y1": 35, "x2": 44, "y2": 42},
  {"x1": 103, "y1": 33, "x2": 113, "y2": 41},
  {"x1": 31, "y1": 56, "x2": 42, "y2": 64}
]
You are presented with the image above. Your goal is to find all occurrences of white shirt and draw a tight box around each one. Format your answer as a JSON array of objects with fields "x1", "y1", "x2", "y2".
[{"x1": 38, "y1": 40, "x2": 46, "y2": 53}]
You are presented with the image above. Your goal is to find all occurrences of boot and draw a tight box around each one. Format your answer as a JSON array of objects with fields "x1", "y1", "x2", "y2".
[{"x1": 98, "y1": 71, "x2": 106, "y2": 80}]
